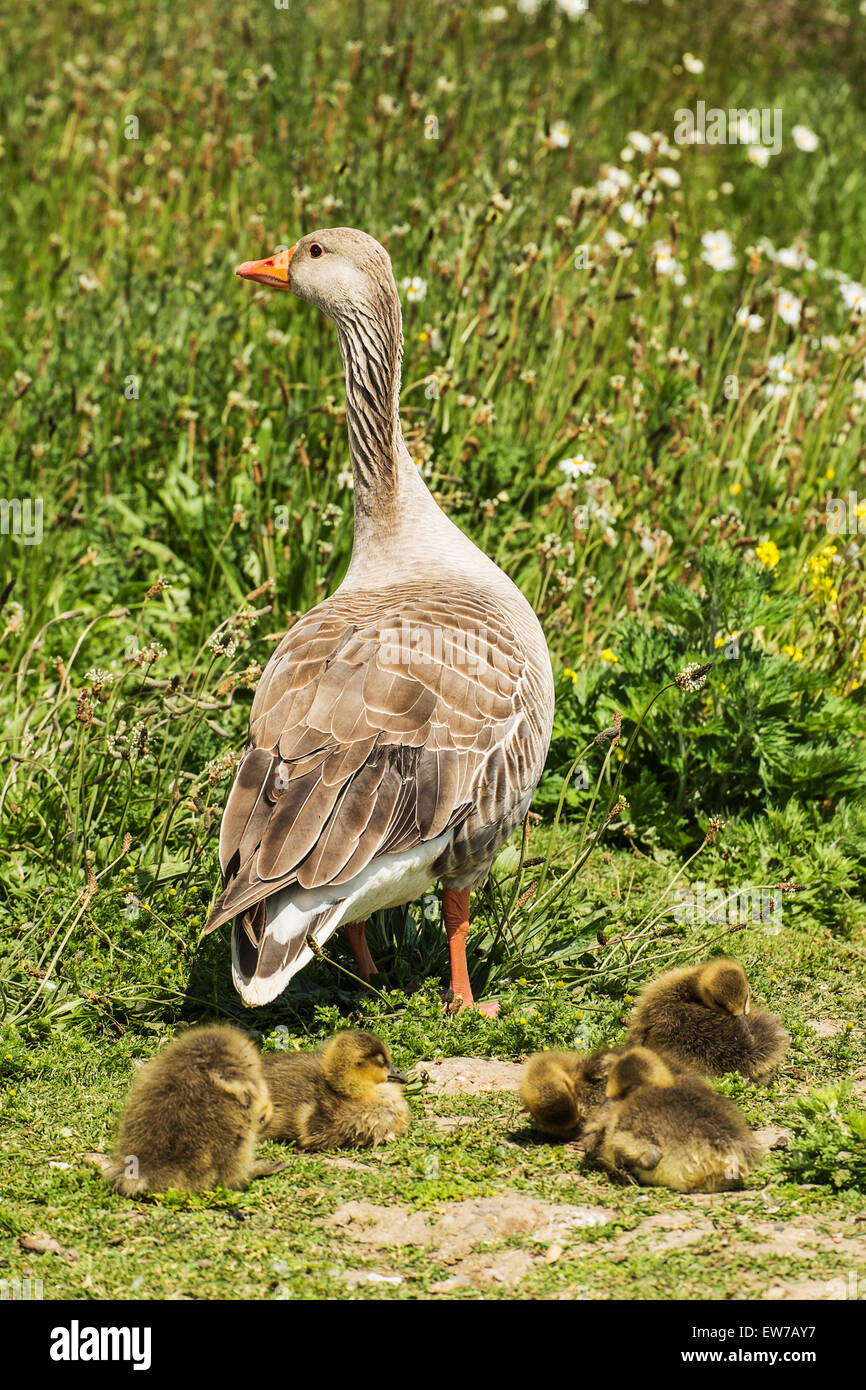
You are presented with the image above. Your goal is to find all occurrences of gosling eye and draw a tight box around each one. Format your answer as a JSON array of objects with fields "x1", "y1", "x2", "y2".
[{"x1": 309, "y1": 243, "x2": 324, "y2": 258}]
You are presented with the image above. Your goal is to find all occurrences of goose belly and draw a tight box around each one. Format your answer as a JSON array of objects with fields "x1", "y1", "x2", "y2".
[{"x1": 265, "y1": 828, "x2": 455, "y2": 936}]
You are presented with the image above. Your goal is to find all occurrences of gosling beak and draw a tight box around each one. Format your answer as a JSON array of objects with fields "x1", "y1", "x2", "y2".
[
  {"x1": 235, "y1": 244, "x2": 295, "y2": 290},
  {"x1": 388, "y1": 1067, "x2": 409, "y2": 1085}
]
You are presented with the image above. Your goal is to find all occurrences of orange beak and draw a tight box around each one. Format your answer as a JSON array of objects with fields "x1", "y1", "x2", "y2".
[{"x1": 235, "y1": 244, "x2": 295, "y2": 290}]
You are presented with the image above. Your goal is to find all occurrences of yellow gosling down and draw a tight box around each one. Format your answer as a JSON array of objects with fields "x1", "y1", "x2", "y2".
[
  {"x1": 262, "y1": 1030, "x2": 409, "y2": 1151},
  {"x1": 581, "y1": 1047, "x2": 765, "y2": 1193},
  {"x1": 624, "y1": 958, "x2": 790, "y2": 1081},
  {"x1": 103, "y1": 1025, "x2": 276, "y2": 1196},
  {"x1": 520, "y1": 1048, "x2": 621, "y2": 1140}
]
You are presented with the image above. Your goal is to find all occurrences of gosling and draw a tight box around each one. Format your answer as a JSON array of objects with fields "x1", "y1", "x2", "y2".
[
  {"x1": 581, "y1": 1046, "x2": 764, "y2": 1193},
  {"x1": 263, "y1": 1030, "x2": 409, "y2": 1151},
  {"x1": 103, "y1": 1024, "x2": 275, "y2": 1195},
  {"x1": 625, "y1": 958, "x2": 789, "y2": 1081},
  {"x1": 520, "y1": 1048, "x2": 620, "y2": 1140}
]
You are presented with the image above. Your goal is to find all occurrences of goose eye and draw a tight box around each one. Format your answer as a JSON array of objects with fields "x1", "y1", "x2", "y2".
[{"x1": 309, "y1": 243, "x2": 323, "y2": 259}]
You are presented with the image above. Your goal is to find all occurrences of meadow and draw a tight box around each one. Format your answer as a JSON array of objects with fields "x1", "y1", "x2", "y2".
[{"x1": 0, "y1": 0, "x2": 864, "y2": 1301}]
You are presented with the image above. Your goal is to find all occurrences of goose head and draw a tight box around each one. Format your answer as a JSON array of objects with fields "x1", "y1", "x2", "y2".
[{"x1": 236, "y1": 227, "x2": 398, "y2": 328}]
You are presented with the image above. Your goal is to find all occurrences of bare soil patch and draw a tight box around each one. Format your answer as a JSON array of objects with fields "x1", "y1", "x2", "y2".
[{"x1": 412, "y1": 1057, "x2": 524, "y2": 1095}]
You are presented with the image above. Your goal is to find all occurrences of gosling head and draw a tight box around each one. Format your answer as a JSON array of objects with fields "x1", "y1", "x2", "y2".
[
  {"x1": 606, "y1": 1048, "x2": 676, "y2": 1101},
  {"x1": 235, "y1": 227, "x2": 398, "y2": 330},
  {"x1": 321, "y1": 1030, "x2": 407, "y2": 1099},
  {"x1": 694, "y1": 959, "x2": 751, "y2": 1017}
]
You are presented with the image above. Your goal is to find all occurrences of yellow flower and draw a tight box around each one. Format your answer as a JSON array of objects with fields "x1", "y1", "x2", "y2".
[
  {"x1": 825, "y1": 467, "x2": 835, "y2": 480},
  {"x1": 730, "y1": 481, "x2": 742, "y2": 495},
  {"x1": 600, "y1": 648, "x2": 617, "y2": 664},
  {"x1": 755, "y1": 539, "x2": 780, "y2": 569},
  {"x1": 782, "y1": 644, "x2": 804, "y2": 661},
  {"x1": 562, "y1": 666, "x2": 579, "y2": 685},
  {"x1": 418, "y1": 330, "x2": 429, "y2": 342}
]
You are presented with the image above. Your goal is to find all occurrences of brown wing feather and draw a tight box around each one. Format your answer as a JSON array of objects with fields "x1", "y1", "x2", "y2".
[{"x1": 205, "y1": 585, "x2": 543, "y2": 935}]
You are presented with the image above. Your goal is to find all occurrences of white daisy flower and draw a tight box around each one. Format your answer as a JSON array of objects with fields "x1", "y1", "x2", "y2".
[
  {"x1": 559, "y1": 454, "x2": 596, "y2": 479},
  {"x1": 682, "y1": 52, "x2": 704, "y2": 73},
  {"x1": 603, "y1": 228, "x2": 628, "y2": 252},
  {"x1": 651, "y1": 241, "x2": 678, "y2": 277},
  {"x1": 627, "y1": 131, "x2": 653, "y2": 154},
  {"x1": 656, "y1": 166, "x2": 681, "y2": 188},
  {"x1": 765, "y1": 353, "x2": 795, "y2": 398},
  {"x1": 776, "y1": 291, "x2": 802, "y2": 327},
  {"x1": 840, "y1": 281, "x2": 866, "y2": 315},
  {"x1": 701, "y1": 230, "x2": 736, "y2": 271},
  {"x1": 852, "y1": 378, "x2": 866, "y2": 402},
  {"x1": 556, "y1": 0, "x2": 588, "y2": 16},
  {"x1": 596, "y1": 166, "x2": 632, "y2": 199},
  {"x1": 736, "y1": 307, "x2": 765, "y2": 332},
  {"x1": 792, "y1": 125, "x2": 819, "y2": 152},
  {"x1": 517, "y1": 0, "x2": 542, "y2": 12},
  {"x1": 550, "y1": 121, "x2": 570, "y2": 148},
  {"x1": 734, "y1": 115, "x2": 760, "y2": 143},
  {"x1": 746, "y1": 145, "x2": 770, "y2": 168},
  {"x1": 399, "y1": 276, "x2": 427, "y2": 302},
  {"x1": 619, "y1": 201, "x2": 645, "y2": 228},
  {"x1": 337, "y1": 470, "x2": 354, "y2": 489}
]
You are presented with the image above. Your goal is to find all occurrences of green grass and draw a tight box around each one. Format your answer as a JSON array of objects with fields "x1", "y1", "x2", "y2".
[
  {"x1": 1, "y1": 885, "x2": 864, "y2": 1300},
  {"x1": 1, "y1": 0, "x2": 865, "y2": 1299}
]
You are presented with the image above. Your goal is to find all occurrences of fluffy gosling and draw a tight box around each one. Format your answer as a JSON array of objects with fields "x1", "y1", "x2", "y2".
[
  {"x1": 625, "y1": 958, "x2": 789, "y2": 1081},
  {"x1": 581, "y1": 1046, "x2": 764, "y2": 1193},
  {"x1": 520, "y1": 1048, "x2": 620, "y2": 1139},
  {"x1": 262, "y1": 1030, "x2": 409, "y2": 1150},
  {"x1": 103, "y1": 1024, "x2": 275, "y2": 1195}
]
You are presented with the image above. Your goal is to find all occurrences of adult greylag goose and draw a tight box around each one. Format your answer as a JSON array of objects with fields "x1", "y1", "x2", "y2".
[{"x1": 203, "y1": 228, "x2": 554, "y2": 1010}]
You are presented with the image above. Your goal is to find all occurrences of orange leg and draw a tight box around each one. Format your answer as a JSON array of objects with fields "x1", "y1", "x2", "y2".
[
  {"x1": 442, "y1": 889, "x2": 499, "y2": 1016},
  {"x1": 343, "y1": 920, "x2": 378, "y2": 984}
]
